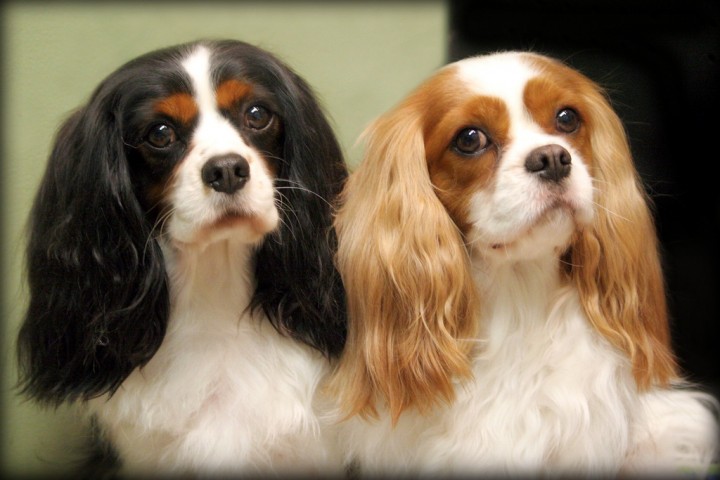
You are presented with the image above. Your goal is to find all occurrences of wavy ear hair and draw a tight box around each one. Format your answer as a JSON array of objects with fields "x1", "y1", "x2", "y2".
[
  {"x1": 329, "y1": 97, "x2": 478, "y2": 423},
  {"x1": 568, "y1": 81, "x2": 678, "y2": 389},
  {"x1": 17, "y1": 81, "x2": 169, "y2": 406},
  {"x1": 249, "y1": 54, "x2": 348, "y2": 359}
]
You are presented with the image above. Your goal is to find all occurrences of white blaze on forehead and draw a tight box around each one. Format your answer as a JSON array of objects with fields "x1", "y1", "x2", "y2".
[
  {"x1": 181, "y1": 45, "x2": 254, "y2": 158},
  {"x1": 454, "y1": 52, "x2": 541, "y2": 136},
  {"x1": 182, "y1": 45, "x2": 216, "y2": 113}
]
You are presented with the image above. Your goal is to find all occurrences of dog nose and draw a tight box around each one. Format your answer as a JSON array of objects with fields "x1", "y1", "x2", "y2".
[
  {"x1": 524, "y1": 144, "x2": 571, "y2": 182},
  {"x1": 201, "y1": 154, "x2": 250, "y2": 194}
]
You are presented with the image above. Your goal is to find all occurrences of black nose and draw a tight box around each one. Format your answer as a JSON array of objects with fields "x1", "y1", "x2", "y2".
[
  {"x1": 201, "y1": 154, "x2": 250, "y2": 194},
  {"x1": 524, "y1": 144, "x2": 571, "y2": 182}
]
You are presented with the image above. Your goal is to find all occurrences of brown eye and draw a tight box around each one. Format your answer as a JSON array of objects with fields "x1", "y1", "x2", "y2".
[
  {"x1": 245, "y1": 105, "x2": 273, "y2": 130},
  {"x1": 145, "y1": 124, "x2": 177, "y2": 148},
  {"x1": 556, "y1": 108, "x2": 580, "y2": 133},
  {"x1": 453, "y1": 127, "x2": 490, "y2": 155}
]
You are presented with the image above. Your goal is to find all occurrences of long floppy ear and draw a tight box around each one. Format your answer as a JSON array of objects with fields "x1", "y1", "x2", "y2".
[
  {"x1": 329, "y1": 103, "x2": 478, "y2": 423},
  {"x1": 570, "y1": 90, "x2": 678, "y2": 389},
  {"x1": 16, "y1": 93, "x2": 169, "y2": 406},
  {"x1": 251, "y1": 64, "x2": 348, "y2": 359}
]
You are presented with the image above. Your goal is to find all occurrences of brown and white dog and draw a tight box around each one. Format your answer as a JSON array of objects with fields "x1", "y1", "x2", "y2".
[{"x1": 329, "y1": 51, "x2": 718, "y2": 477}]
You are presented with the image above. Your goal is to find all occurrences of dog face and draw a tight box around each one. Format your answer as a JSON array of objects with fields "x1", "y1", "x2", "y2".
[
  {"x1": 123, "y1": 46, "x2": 285, "y2": 246},
  {"x1": 423, "y1": 54, "x2": 597, "y2": 261}
]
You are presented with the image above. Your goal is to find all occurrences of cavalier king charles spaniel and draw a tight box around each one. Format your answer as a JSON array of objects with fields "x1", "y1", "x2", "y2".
[
  {"x1": 329, "y1": 51, "x2": 718, "y2": 476},
  {"x1": 16, "y1": 39, "x2": 348, "y2": 476}
]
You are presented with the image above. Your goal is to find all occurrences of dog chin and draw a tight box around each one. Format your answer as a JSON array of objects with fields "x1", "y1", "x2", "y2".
[
  {"x1": 171, "y1": 210, "x2": 280, "y2": 250},
  {"x1": 474, "y1": 206, "x2": 577, "y2": 262}
]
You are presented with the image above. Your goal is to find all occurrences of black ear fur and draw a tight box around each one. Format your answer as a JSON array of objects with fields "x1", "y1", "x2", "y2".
[
  {"x1": 251, "y1": 63, "x2": 348, "y2": 358},
  {"x1": 16, "y1": 90, "x2": 169, "y2": 406}
]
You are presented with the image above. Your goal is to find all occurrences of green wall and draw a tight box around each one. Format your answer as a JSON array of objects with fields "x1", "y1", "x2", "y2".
[{"x1": 1, "y1": 1, "x2": 447, "y2": 475}]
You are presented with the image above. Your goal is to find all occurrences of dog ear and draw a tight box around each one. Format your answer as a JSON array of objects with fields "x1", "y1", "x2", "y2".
[
  {"x1": 329, "y1": 104, "x2": 478, "y2": 424},
  {"x1": 251, "y1": 65, "x2": 348, "y2": 358},
  {"x1": 16, "y1": 88, "x2": 169, "y2": 406},
  {"x1": 570, "y1": 90, "x2": 678, "y2": 389}
]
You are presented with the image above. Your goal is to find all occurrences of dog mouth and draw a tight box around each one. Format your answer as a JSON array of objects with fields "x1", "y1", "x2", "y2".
[
  {"x1": 207, "y1": 206, "x2": 278, "y2": 237},
  {"x1": 167, "y1": 203, "x2": 279, "y2": 248},
  {"x1": 213, "y1": 209, "x2": 252, "y2": 227},
  {"x1": 484, "y1": 202, "x2": 577, "y2": 252}
]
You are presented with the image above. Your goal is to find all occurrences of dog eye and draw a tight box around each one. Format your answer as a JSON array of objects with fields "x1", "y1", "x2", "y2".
[
  {"x1": 453, "y1": 127, "x2": 490, "y2": 155},
  {"x1": 556, "y1": 108, "x2": 580, "y2": 133},
  {"x1": 145, "y1": 124, "x2": 177, "y2": 148},
  {"x1": 244, "y1": 105, "x2": 273, "y2": 130}
]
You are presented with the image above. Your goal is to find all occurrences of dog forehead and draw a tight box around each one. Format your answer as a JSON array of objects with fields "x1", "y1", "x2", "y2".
[
  {"x1": 453, "y1": 53, "x2": 538, "y2": 118},
  {"x1": 181, "y1": 45, "x2": 218, "y2": 112},
  {"x1": 454, "y1": 53, "x2": 536, "y2": 97},
  {"x1": 176, "y1": 45, "x2": 254, "y2": 157}
]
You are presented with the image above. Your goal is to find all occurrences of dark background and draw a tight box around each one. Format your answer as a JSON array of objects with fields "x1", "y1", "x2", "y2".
[{"x1": 449, "y1": 0, "x2": 719, "y2": 395}]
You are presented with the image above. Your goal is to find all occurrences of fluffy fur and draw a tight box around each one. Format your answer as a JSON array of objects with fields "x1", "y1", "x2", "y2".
[
  {"x1": 16, "y1": 39, "x2": 348, "y2": 476},
  {"x1": 329, "y1": 51, "x2": 718, "y2": 476}
]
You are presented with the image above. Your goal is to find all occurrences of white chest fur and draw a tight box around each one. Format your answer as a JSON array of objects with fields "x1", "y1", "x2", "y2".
[
  {"x1": 339, "y1": 259, "x2": 640, "y2": 476},
  {"x1": 86, "y1": 240, "x2": 340, "y2": 475}
]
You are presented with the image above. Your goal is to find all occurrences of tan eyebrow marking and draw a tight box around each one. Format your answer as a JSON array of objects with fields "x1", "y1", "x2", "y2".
[
  {"x1": 153, "y1": 93, "x2": 199, "y2": 125},
  {"x1": 216, "y1": 79, "x2": 253, "y2": 110}
]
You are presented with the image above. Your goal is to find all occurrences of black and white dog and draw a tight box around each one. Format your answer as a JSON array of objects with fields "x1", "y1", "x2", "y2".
[{"x1": 17, "y1": 39, "x2": 348, "y2": 476}]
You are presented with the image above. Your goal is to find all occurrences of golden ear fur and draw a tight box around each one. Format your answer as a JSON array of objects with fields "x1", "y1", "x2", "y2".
[
  {"x1": 570, "y1": 88, "x2": 678, "y2": 388},
  {"x1": 329, "y1": 103, "x2": 478, "y2": 423}
]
